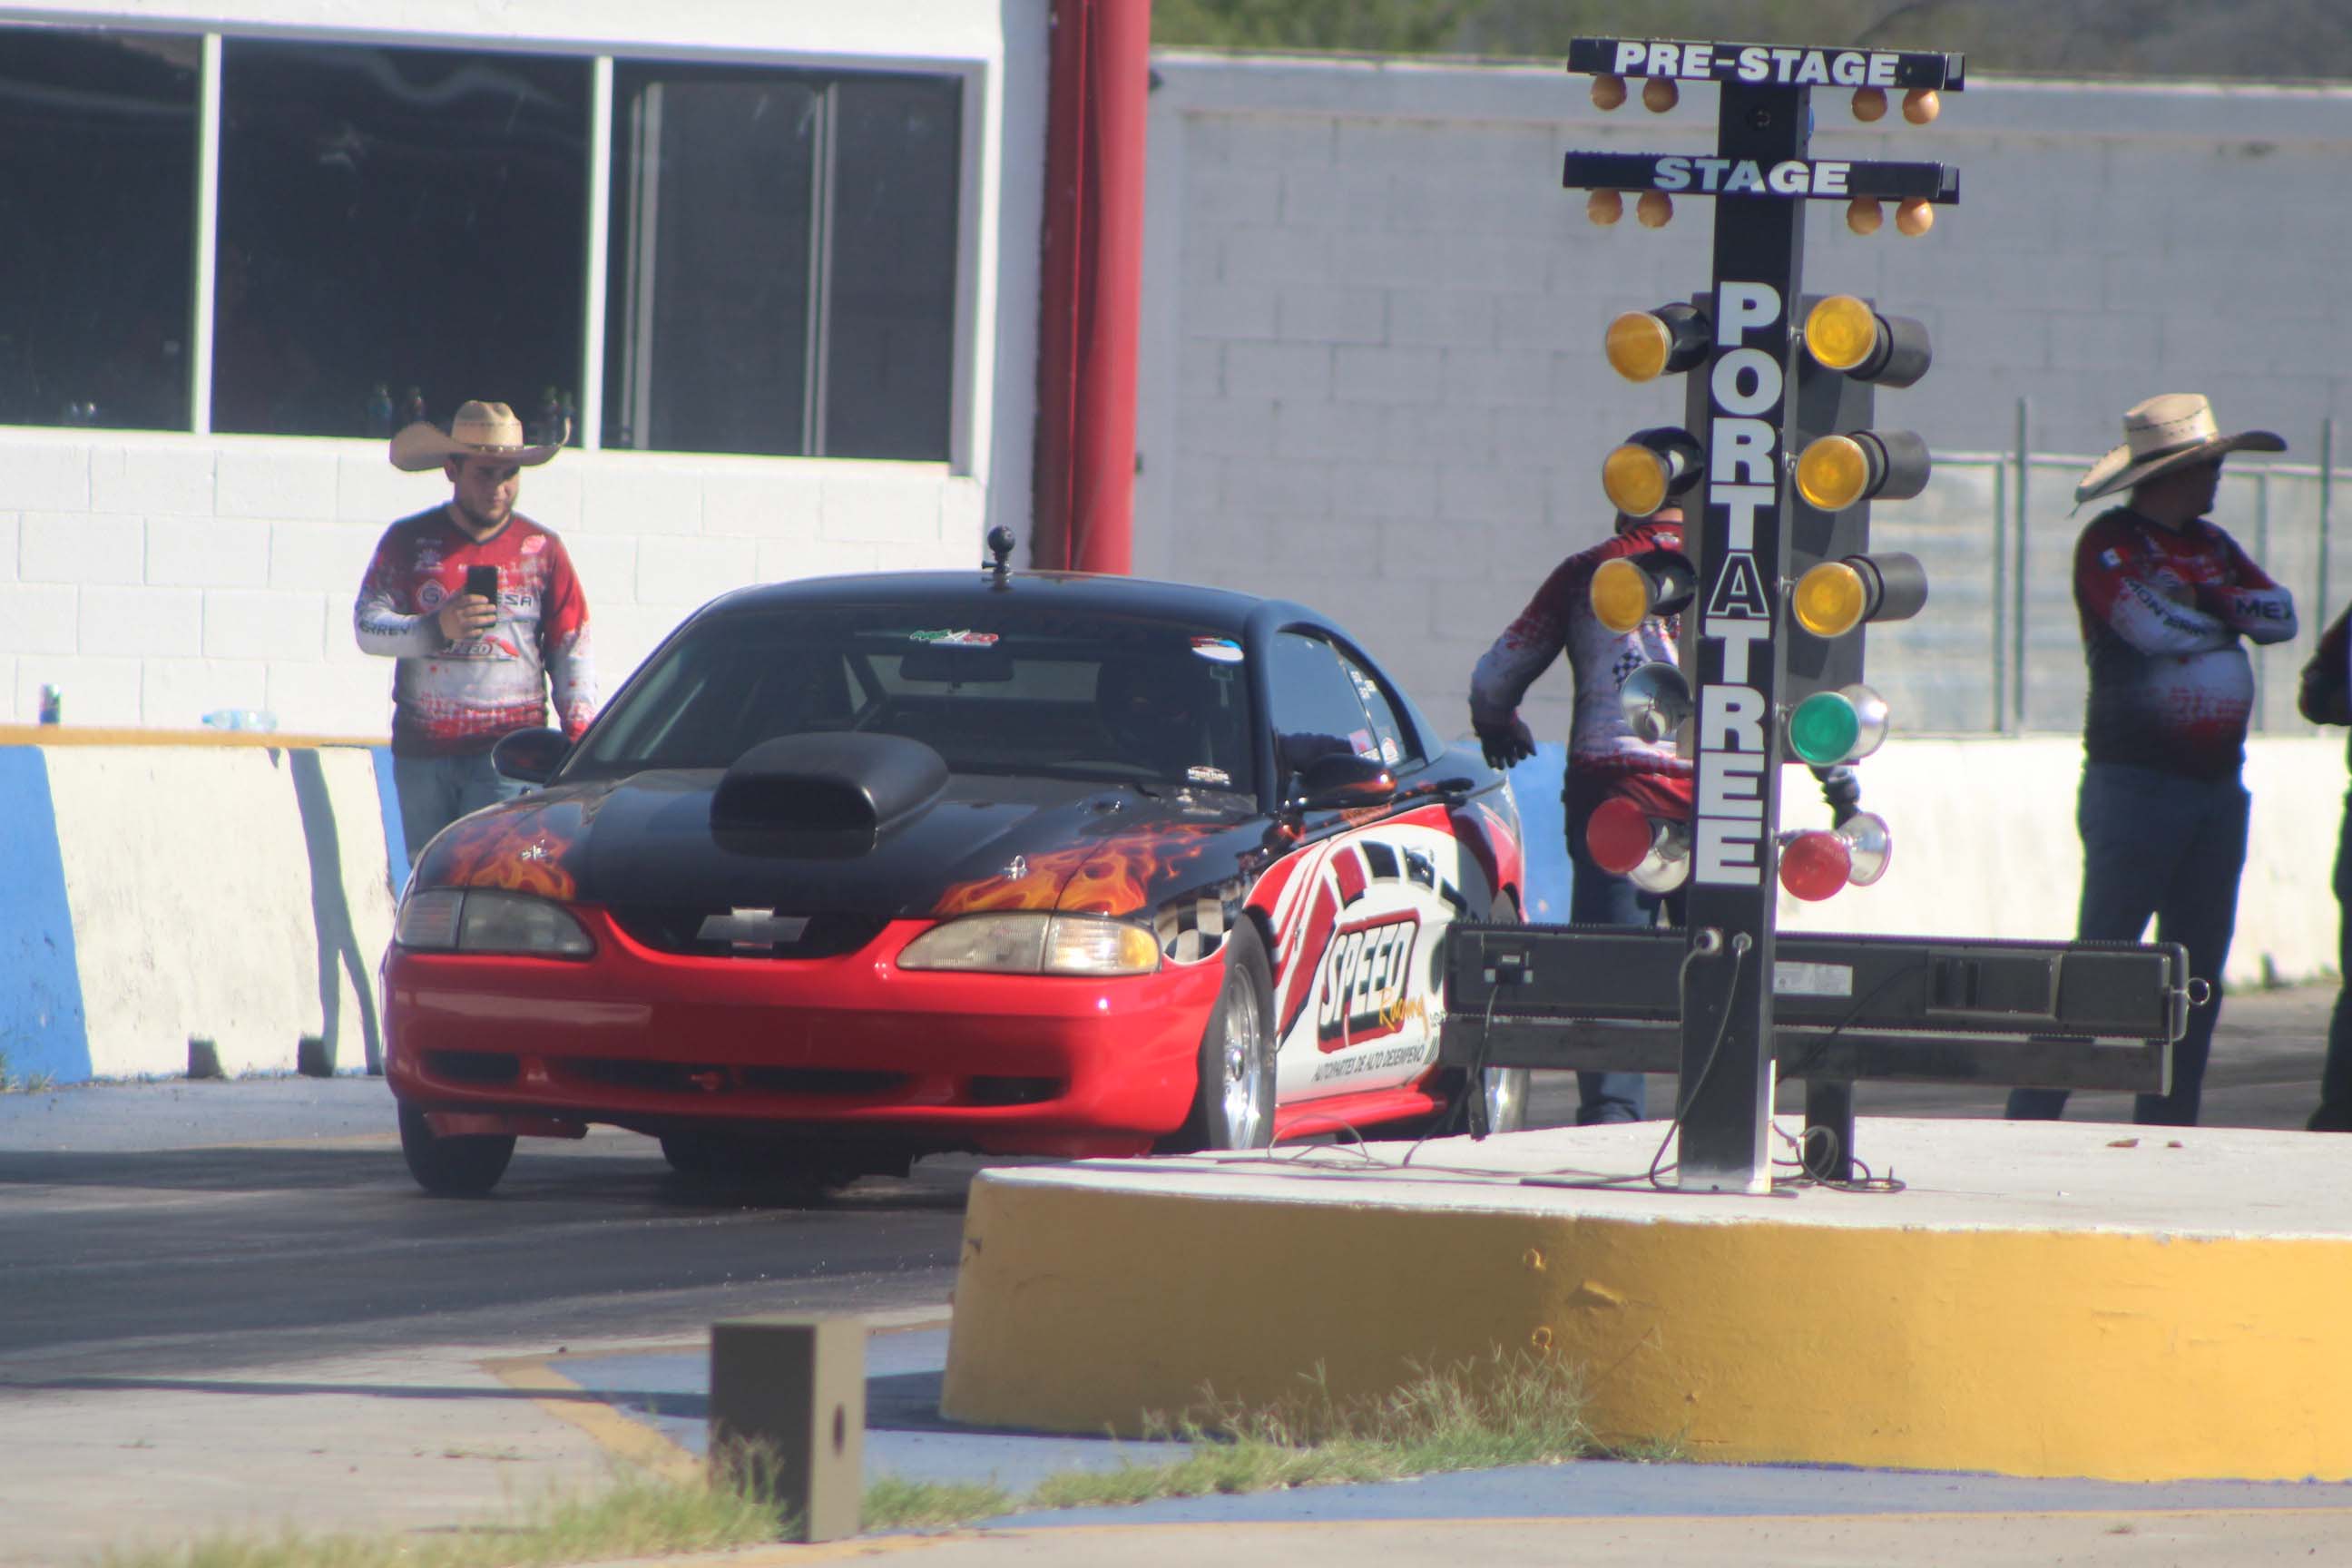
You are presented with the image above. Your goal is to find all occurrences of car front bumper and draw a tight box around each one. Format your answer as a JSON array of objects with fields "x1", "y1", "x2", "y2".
[{"x1": 382, "y1": 912, "x2": 1224, "y2": 1157}]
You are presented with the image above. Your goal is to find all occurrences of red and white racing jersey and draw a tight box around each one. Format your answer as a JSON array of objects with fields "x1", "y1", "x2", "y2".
[
  {"x1": 355, "y1": 507, "x2": 596, "y2": 758},
  {"x1": 2074, "y1": 506, "x2": 2296, "y2": 779},
  {"x1": 1470, "y1": 517, "x2": 1694, "y2": 813}
]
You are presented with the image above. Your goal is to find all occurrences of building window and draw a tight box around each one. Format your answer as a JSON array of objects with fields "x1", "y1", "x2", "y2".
[
  {"x1": 214, "y1": 40, "x2": 588, "y2": 438},
  {"x1": 604, "y1": 64, "x2": 960, "y2": 461},
  {"x1": 0, "y1": 27, "x2": 199, "y2": 431}
]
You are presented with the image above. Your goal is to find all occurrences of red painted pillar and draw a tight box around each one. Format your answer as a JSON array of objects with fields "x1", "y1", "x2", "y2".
[{"x1": 1031, "y1": 0, "x2": 1150, "y2": 574}]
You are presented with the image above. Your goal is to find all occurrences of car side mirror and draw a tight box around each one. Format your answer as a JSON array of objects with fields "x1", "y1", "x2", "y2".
[
  {"x1": 1295, "y1": 750, "x2": 1396, "y2": 811},
  {"x1": 491, "y1": 727, "x2": 570, "y2": 785}
]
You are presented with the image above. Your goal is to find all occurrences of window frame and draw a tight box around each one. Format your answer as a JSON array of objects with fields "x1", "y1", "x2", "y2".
[
  {"x1": 1269, "y1": 622, "x2": 1436, "y2": 784},
  {"x1": 0, "y1": 20, "x2": 983, "y2": 470}
]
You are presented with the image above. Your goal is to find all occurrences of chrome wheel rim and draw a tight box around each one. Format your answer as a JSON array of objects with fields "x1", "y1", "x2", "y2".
[
  {"x1": 1482, "y1": 1066, "x2": 1525, "y2": 1133},
  {"x1": 1220, "y1": 977, "x2": 1269, "y2": 1146}
]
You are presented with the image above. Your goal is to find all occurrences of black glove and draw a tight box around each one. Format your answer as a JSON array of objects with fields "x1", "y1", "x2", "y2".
[
  {"x1": 1475, "y1": 716, "x2": 1537, "y2": 771},
  {"x1": 1811, "y1": 763, "x2": 1861, "y2": 827}
]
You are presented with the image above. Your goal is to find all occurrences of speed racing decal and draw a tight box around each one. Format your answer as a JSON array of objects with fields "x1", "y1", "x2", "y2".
[
  {"x1": 1258, "y1": 812, "x2": 1471, "y2": 1052},
  {"x1": 1314, "y1": 912, "x2": 1421, "y2": 1050}
]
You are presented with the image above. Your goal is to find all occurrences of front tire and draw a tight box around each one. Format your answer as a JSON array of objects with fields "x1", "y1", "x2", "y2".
[
  {"x1": 1174, "y1": 921, "x2": 1277, "y2": 1152},
  {"x1": 397, "y1": 1103, "x2": 515, "y2": 1197}
]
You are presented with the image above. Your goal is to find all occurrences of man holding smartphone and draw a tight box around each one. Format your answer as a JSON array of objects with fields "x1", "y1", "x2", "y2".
[{"x1": 356, "y1": 399, "x2": 596, "y2": 864}]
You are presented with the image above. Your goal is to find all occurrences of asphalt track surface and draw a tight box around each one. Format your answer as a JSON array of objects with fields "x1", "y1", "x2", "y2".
[
  {"x1": 0, "y1": 985, "x2": 2344, "y2": 1563},
  {"x1": 0, "y1": 985, "x2": 2335, "y2": 1387}
]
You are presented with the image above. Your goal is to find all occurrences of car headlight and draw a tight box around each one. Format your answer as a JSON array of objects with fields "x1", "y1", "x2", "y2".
[
  {"x1": 395, "y1": 887, "x2": 594, "y2": 958},
  {"x1": 898, "y1": 913, "x2": 1161, "y2": 976}
]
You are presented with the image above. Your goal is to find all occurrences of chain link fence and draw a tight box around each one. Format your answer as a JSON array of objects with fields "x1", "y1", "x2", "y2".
[{"x1": 1867, "y1": 404, "x2": 2346, "y2": 737}]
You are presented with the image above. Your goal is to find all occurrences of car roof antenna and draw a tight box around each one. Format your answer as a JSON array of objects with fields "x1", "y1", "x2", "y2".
[{"x1": 985, "y1": 524, "x2": 1017, "y2": 590}]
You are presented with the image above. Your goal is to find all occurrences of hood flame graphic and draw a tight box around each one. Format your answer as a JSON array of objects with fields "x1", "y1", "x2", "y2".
[
  {"x1": 417, "y1": 797, "x2": 589, "y2": 902},
  {"x1": 934, "y1": 821, "x2": 1221, "y2": 917}
]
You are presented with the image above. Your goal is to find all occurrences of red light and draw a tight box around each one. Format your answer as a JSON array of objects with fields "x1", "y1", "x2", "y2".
[
  {"x1": 1779, "y1": 831, "x2": 1852, "y2": 902},
  {"x1": 1586, "y1": 797, "x2": 1656, "y2": 877}
]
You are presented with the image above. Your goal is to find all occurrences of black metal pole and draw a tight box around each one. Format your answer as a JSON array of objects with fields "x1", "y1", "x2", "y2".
[{"x1": 1673, "y1": 80, "x2": 1809, "y2": 1191}]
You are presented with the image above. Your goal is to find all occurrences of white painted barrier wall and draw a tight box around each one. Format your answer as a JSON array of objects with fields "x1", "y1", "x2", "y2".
[
  {"x1": 1774, "y1": 736, "x2": 2345, "y2": 992},
  {"x1": 3, "y1": 738, "x2": 397, "y2": 1084},
  {"x1": 4, "y1": 733, "x2": 2338, "y2": 1087}
]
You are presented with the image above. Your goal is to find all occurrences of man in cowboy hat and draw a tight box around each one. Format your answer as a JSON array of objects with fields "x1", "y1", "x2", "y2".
[
  {"x1": 2006, "y1": 393, "x2": 2296, "y2": 1127},
  {"x1": 356, "y1": 399, "x2": 596, "y2": 863}
]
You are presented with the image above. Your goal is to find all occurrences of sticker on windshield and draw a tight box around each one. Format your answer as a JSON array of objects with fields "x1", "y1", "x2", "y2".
[
  {"x1": 1186, "y1": 765, "x2": 1233, "y2": 787},
  {"x1": 1379, "y1": 735, "x2": 1401, "y2": 765},
  {"x1": 909, "y1": 629, "x2": 999, "y2": 646},
  {"x1": 1191, "y1": 637, "x2": 1244, "y2": 663}
]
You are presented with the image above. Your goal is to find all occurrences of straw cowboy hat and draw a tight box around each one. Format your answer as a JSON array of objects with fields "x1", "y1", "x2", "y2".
[
  {"x1": 389, "y1": 399, "x2": 567, "y2": 473},
  {"x1": 2074, "y1": 393, "x2": 2283, "y2": 505}
]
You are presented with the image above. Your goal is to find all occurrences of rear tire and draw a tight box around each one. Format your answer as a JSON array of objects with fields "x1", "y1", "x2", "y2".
[
  {"x1": 1467, "y1": 892, "x2": 1533, "y2": 1136},
  {"x1": 1173, "y1": 921, "x2": 1277, "y2": 1152},
  {"x1": 397, "y1": 1103, "x2": 515, "y2": 1197}
]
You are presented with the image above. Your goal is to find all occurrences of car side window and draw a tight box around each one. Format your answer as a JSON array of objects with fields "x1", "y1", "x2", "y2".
[
  {"x1": 1268, "y1": 631, "x2": 1381, "y2": 781},
  {"x1": 1333, "y1": 643, "x2": 1423, "y2": 771}
]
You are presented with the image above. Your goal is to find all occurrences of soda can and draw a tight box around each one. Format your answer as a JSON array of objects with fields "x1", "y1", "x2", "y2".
[{"x1": 37, "y1": 684, "x2": 62, "y2": 725}]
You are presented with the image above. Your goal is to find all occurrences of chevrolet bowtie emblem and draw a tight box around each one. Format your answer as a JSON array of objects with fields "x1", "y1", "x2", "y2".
[{"x1": 697, "y1": 907, "x2": 811, "y2": 952}]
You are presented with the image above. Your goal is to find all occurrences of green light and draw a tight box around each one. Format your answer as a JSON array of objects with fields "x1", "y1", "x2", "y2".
[{"x1": 1788, "y1": 691, "x2": 1862, "y2": 765}]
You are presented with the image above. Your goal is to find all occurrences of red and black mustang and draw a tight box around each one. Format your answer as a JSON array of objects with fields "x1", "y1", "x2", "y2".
[{"x1": 383, "y1": 566, "x2": 1527, "y2": 1195}]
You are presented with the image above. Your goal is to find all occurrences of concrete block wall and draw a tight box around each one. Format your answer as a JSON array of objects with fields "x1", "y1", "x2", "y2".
[
  {"x1": 1135, "y1": 54, "x2": 2352, "y2": 743},
  {"x1": 0, "y1": 430, "x2": 985, "y2": 735}
]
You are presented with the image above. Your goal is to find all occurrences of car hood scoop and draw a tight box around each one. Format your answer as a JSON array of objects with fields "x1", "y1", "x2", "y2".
[{"x1": 708, "y1": 733, "x2": 949, "y2": 856}]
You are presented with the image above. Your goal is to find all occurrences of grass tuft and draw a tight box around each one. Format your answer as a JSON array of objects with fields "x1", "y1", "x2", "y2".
[
  {"x1": 92, "y1": 1348, "x2": 1624, "y2": 1559},
  {"x1": 860, "y1": 1475, "x2": 1019, "y2": 1530},
  {"x1": 90, "y1": 1465, "x2": 784, "y2": 1568},
  {"x1": 1020, "y1": 1346, "x2": 1600, "y2": 1513}
]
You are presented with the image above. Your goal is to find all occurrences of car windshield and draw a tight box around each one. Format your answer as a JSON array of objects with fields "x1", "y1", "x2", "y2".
[{"x1": 567, "y1": 601, "x2": 1259, "y2": 791}]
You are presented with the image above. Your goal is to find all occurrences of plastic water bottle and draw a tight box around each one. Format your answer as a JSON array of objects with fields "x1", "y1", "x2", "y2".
[
  {"x1": 202, "y1": 709, "x2": 279, "y2": 733},
  {"x1": 37, "y1": 684, "x2": 62, "y2": 725}
]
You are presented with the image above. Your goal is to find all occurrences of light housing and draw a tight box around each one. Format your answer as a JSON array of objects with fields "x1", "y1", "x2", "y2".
[
  {"x1": 1601, "y1": 426, "x2": 1702, "y2": 517},
  {"x1": 395, "y1": 887, "x2": 594, "y2": 958},
  {"x1": 1794, "y1": 428, "x2": 1932, "y2": 512},
  {"x1": 1787, "y1": 682, "x2": 1891, "y2": 765},
  {"x1": 1589, "y1": 550, "x2": 1695, "y2": 636},
  {"x1": 1791, "y1": 554, "x2": 1929, "y2": 640},
  {"x1": 1778, "y1": 829, "x2": 1850, "y2": 902},
  {"x1": 1778, "y1": 811, "x2": 1894, "y2": 901},
  {"x1": 1585, "y1": 797, "x2": 1691, "y2": 894},
  {"x1": 1618, "y1": 661, "x2": 1693, "y2": 745},
  {"x1": 1801, "y1": 296, "x2": 1931, "y2": 387},
  {"x1": 1604, "y1": 303, "x2": 1710, "y2": 384},
  {"x1": 898, "y1": 912, "x2": 1161, "y2": 977}
]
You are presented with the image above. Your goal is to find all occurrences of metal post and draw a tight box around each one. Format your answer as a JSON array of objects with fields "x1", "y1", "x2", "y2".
[
  {"x1": 189, "y1": 34, "x2": 223, "y2": 436},
  {"x1": 1991, "y1": 460, "x2": 2009, "y2": 731},
  {"x1": 1800, "y1": 1078, "x2": 1856, "y2": 1181},
  {"x1": 1672, "y1": 77, "x2": 1809, "y2": 1194},
  {"x1": 2321, "y1": 419, "x2": 2337, "y2": 640},
  {"x1": 580, "y1": 57, "x2": 613, "y2": 452},
  {"x1": 2253, "y1": 471, "x2": 2272, "y2": 730},
  {"x1": 708, "y1": 1316, "x2": 867, "y2": 1543},
  {"x1": 2011, "y1": 397, "x2": 2031, "y2": 733}
]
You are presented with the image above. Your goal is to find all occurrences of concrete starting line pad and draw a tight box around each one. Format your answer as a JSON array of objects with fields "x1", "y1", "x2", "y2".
[{"x1": 940, "y1": 1117, "x2": 2352, "y2": 1484}]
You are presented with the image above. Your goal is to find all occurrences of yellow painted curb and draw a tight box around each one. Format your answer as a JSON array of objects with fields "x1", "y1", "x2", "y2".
[
  {"x1": 939, "y1": 1179, "x2": 2352, "y2": 1483},
  {"x1": 486, "y1": 1354, "x2": 701, "y2": 1481},
  {"x1": 0, "y1": 724, "x2": 385, "y2": 748}
]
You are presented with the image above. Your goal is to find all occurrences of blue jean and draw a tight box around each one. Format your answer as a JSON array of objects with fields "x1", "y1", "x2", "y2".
[
  {"x1": 2313, "y1": 789, "x2": 2352, "y2": 1131},
  {"x1": 392, "y1": 750, "x2": 527, "y2": 867},
  {"x1": 2006, "y1": 762, "x2": 2249, "y2": 1127},
  {"x1": 1566, "y1": 790, "x2": 1659, "y2": 1124}
]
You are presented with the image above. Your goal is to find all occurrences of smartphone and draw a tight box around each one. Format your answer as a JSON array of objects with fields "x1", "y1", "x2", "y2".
[{"x1": 465, "y1": 564, "x2": 499, "y2": 603}]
